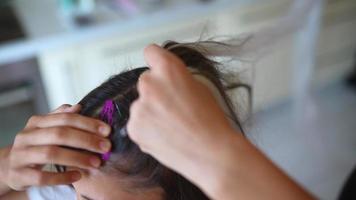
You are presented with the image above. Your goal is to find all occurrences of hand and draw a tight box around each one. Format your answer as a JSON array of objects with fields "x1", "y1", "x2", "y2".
[
  {"x1": 127, "y1": 45, "x2": 314, "y2": 200},
  {"x1": 127, "y1": 44, "x2": 238, "y2": 198},
  {"x1": 0, "y1": 104, "x2": 112, "y2": 191}
]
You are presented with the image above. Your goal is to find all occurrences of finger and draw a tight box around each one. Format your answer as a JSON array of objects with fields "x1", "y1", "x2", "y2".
[
  {"x1": 27, "y1": 113, "x2": 111, "y2": 137},
  {"x1": 17, "y1": 146, "x2": 101, "y2": 169},
  {"x1": 51, "y1": 104, "x2": 82, "y2": 115},
  {"x1": 21, "y1": 169, "x2": 82, "y2": 187},
  {"x1": 25, "y1": 105, "x2": 83, "y2": 131},
  {"x1": 67, "y1": 104, "x2": 82, "y2": 113},
  {"x1": 51, "y1": 104, "x2": 72, "y2": 114},
  {"x1": 137, "y1": 72, "x2": 156, "y2": 98},
  {"x1": 17, "y1": 127, "x2": 111, "y2": 154},
  {"x1": 143, "y1": 44, "x2": 189, "y2": 76}
]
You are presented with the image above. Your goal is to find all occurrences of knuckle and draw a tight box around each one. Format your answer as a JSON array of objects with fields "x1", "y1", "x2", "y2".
[
  {"x1": 81, "y1": 135, "x2": 94, "y2": 147},
  {"x1": 72, "y1": 131, "x2": 95, "y2": 149},
  {"x1": 27, "y1": 115, "x2": 41, "y2": 125},
  {"x1": 138, "y1": 74, "x2": 152, "y2": 91},
  {"x1": 90, "y1": 139, "x2": 101, "y2": 151},
  {"x1": 14, "y1": 133, "x2": 24, "y2": 142},
  {"x1": 42, "y1": 146, "x2": 58, "y2": 160},
  {"x1": 58, "y1": 113, "x2": 72, "y2": 124},
  {"x1": 33, "y1": 172, "x2": 46, "y2": 186},
  {"x1": 51, "y1": 127, "x2": 68, "y2": 140},
  {"x1": 51, "y1": 129, "x2": 63, "y2": 140},
  {"x1": 158, "y1": 57, "x2": 179, "y2": 75},
  {"x1": 14, "y1": 133, "x2": 27, "y2": 146},
  {"x1": 156, "y1": 55, "x2": 172, "y2": 69},
  {"x1": 138, "y1": 82, "x2": 158, "y2": 101}
]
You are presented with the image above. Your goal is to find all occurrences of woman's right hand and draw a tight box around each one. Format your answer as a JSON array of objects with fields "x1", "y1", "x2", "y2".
[
  {"x1": 127, "y1": 45, "x2": 314, "y2": 200},
  {"x1": 0, "y1": 104, "x2": 112, "y2": 191}
]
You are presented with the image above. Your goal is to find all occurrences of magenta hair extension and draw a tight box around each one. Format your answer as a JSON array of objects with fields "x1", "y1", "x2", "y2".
[
  {"x1": 100, "y1": 100, "x2": 115, "y2": 161},
  {"x1": 100, "y1": 100, "x2": 115, "y2": 126}
]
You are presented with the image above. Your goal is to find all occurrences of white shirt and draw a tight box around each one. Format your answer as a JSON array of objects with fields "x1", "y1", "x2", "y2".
[{"x1": 27, "y1": 185, "x2": 76, "y2": 200}]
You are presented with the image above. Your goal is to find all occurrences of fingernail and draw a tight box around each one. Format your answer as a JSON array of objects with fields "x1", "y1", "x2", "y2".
[
  {"x1": 72, "y1": 172, "x2": 82, "y2": 181},
  {"x1": 100, "y1": 140, "x2": 111, "y2": 152},
  {"x1": 64, "y1": 105, "x2": 73, "y2": 111},
  {"x1": 62, "y1": 104, "x2": 72, "y2": 108},
  {"x1": 99, "y1": 125, "x2": 111, "y2": 136},
  {"x1": 90, "y1": 157, "x2": 101, "y2": 168},
  {"x1": 65, "y1": 104, "x2": 80, "y2": 112}
]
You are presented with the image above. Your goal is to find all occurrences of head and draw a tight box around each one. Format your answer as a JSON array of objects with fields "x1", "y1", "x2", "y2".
[{"x1": 71, "y1": 41, "x2": 243, "y2": 200}]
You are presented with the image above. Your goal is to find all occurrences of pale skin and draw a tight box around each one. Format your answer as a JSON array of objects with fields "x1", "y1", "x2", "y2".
[
  {"x1": 127, "y1": 44, "x2": 315, "y2": 200},
  {"x1": 0, "y1": 44, "x2": 315, "y2": 200},
  {"x1": 0, "y1": 106, "x2": 163, "y2": 200},
  {"x1": 72, "y1": 168, "x2": 164, "y2": 200},
  {"x1": 0, "y1": 104, "x2": 112, "y2": 199}
]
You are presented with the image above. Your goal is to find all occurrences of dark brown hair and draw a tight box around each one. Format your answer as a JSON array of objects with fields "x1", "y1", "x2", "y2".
[{"x1": 77, "y1": 41, "x2": 243, "y2": 200}]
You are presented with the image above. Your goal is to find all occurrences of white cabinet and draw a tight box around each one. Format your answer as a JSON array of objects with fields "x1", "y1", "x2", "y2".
[
  {"x1": 38, "y1": 16, "x2": 217, "y2": 108},
  {"x1": 38, "y1": 0, "x2": 356, "y2": 111}
]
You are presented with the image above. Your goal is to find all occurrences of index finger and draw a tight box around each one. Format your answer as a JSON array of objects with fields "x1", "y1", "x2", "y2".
[
  {"x1": 51, "y1": 104, "x2": 81, "y2": 114},
  {"x1": 29, "y1": 113, "x2": 111, "y2": 137},
  {"x1": 143, "y1": 44, "x2": 189, "y2": 76}
]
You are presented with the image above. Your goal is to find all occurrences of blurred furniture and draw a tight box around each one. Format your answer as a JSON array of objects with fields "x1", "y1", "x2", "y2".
[
  {"x1": 0, "y1": 0, "x2": 355, "y2": 111},
  {"x1": 0, "y1": 2, "x2": 48, "y2": 146},
  {"x1": 346, "y1": 52, "x2": 356, "y2": 89},
  {"x1": 0, "y1": 1, "x2": 47, "y2": 114},
  {"x1": 37, "y1": 0, "x2": 356, "y2": 111},
  {"x1": 0, "y1": 59, "x2": 49, "y2": 114},
  {"x1": 0, "y1": 3, "x2": 25, "y2": 43},
  {"x1": 0, "y1": 58, "x2": 49, "y2": 147}
]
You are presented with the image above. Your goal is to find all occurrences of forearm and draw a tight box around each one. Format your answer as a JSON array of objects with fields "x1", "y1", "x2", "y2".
[
  {"x1": 0, "y1": 146, "x2": 11, "y2": 196},
  {"x1": 209, "y1": 133, "x2": 315, "y2": 200}
]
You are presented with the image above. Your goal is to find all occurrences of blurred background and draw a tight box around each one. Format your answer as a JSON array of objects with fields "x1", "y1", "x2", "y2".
[{"x1": 0, "y1": 0, "x2": 355, "y2": 199}]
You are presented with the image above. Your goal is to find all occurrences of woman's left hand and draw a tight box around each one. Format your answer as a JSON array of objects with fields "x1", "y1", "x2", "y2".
[{"x1": 0, "y1": 104, "x2": 111, "y2": 192}]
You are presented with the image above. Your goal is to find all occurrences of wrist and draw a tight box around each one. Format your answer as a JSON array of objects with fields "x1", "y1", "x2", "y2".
[
  {"x1": 195, "y1": 128, "x2": 244, "y2": 199},
  {"x1": 208, "y1": 132, "x2": 315, "y2": 200},
  {"x1": 210, "y1": 131, "x2": 243, "y2": 199}
]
